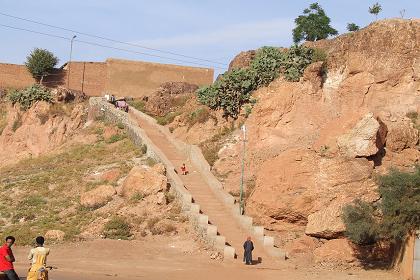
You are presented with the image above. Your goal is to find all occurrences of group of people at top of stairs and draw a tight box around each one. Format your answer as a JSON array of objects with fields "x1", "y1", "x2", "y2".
[
  {"x1": 105, "y1": 94, "x2": 129, "y2": 112},
  {"x1": 0, "y1": 235, "x2": 52, "y2": 280}
]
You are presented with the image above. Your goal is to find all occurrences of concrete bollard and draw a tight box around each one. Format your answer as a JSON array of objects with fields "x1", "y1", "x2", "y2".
[
  {"x1": 263, "y1": 236, "x2": 274, "y2": 247},
  {"x1": 189, "y1": 204, "x2": 200, "y2": 214},
  {"x1": 182, "y1": 193, "x2": 192, "y2": 204},
  {"x1": 198, "y1": 214, "x2": 209, "y2": 225},
  {"x1": 231, "y1": 205, "x2": 241, "y2": 217},
  {"x1": 253, "y1": 226, "x2": 265, "y2": 239},
  {"x1": 224, "y1": 246, "x2": 235, "y2": 260},
  {"x1": 268, "y1": 247, "x2": 287, "y2": 260},
  {"x1": 215, "y1": 236, "x2": 226, "y2": 250},
  {"x1": 239, "y1": 215, "x2": 253, "y2": 229},
  {"x1": 207, "y1": 225, "x2": 218, "y2": 237},
  {"x1": 224, "y1": 194, "x2": 235, "y2": 205}
]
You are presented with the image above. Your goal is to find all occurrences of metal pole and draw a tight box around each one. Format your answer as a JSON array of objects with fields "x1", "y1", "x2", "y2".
[
  {"x1": 67, "y1": 35, "x2": 77, "y2": 88},
  {"x1": 239, "y1": 125, "x2": 246, "y2": 215}
]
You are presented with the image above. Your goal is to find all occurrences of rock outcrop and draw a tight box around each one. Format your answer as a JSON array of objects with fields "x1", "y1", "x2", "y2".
[
  {"x1": 0, "y1": 101, "x2": 87, "y2": 165},
  {"x1": 145, "y1": 82, "x2": 198, "y2": 117},
  {"x1": 80, "y1": 185, "x2": 117, "y2": 208},
  {"x1": 207, "y1": 19, "x2": 419, "y2": 263},
  {"x1": 120, "y1": 164, "x2": 167, "y2": 198}
]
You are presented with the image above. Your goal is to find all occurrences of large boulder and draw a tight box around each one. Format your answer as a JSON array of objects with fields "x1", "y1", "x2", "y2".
[
  {"x1": 337, "y1": 113, "x2": 385, "y2": 157},
  {"x1": 80, "y1": 185, "x2": 116, "y2": 208},
  {"x1": 305, "y1": 202, "x2": 345, "y2": 239},
  {"x1": 120, "y1": 165, "x2": 167, "y2": 198},
  {"x1": 228, "y1": 50, "x2": 256, "y2": 71},
  {"x1": 313, "y1": 239, "x2": 357, "y2": 265}
]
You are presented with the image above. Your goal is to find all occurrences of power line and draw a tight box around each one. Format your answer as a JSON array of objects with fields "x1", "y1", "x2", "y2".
[
  {"x1": 0, "y1": 12, "x2": 227, "y2": 66},
  {"x1": 0, "y1": 23, "x2": 226, "y2": 70}
]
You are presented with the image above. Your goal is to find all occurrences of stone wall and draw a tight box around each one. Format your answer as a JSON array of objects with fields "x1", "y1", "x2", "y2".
[
  {"x1": 0, "y1": 59, "x2": 214, "y2": 97},
  {"x1": 105, "y1": 59, "x2": 214, "y2": 98},
  {"x1": 0, "y1": 63, "x2": 35, "y2": 89}
]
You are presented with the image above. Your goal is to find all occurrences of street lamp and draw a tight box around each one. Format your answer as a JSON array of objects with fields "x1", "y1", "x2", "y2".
[
  {"x1": 67, "y1": 35, "x2": 77, "y2": 88},
  {"x1": 239, "y1": 124, "x2": 247, "y2": 215}
]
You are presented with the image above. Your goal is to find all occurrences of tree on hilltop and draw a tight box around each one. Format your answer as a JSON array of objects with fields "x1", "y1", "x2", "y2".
[
  {"x1": 369, "y1": 2, "x2": 382, "y2": 20},
  {"x1": 347, "y1": 23, "x2": 360, "y2": 32},
  {"x1": 25, "y1": 48, "x2": 58, "y2": 85},
  {"x1": 292, "y1": 2, "x2": 338, "y2": 44}
]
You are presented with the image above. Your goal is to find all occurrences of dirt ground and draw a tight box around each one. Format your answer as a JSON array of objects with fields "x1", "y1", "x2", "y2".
[{"x1": 11, "y1": 237, "x2": 400, "y2": 280}]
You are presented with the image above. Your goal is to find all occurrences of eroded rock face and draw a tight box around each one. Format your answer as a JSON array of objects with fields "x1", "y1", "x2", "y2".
[
  {"x1": 0, "y1": 101, "x2": 87, "y2": 166},
  {"x1": 80, "y1": 185, "x2": 116, "y2": 208},
  {"x1": 120, "y1": 165, "x2": 167, "y2": 198},
  {"x1": 246, "y1": 149, "x2": 377, "y2": 230},
  {"x1": 386, "y1": 119, "x2": 419, "y2": 152}
]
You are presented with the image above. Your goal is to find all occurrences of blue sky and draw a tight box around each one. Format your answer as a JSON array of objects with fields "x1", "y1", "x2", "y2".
[{"x1": 0, "y1": 0, "x2": 419, "y2": 77}]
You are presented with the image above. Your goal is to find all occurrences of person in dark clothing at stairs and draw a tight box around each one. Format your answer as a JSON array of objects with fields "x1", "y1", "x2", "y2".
[{"x1": 243, "y1": 236, "x2": 254, "y2": 265}]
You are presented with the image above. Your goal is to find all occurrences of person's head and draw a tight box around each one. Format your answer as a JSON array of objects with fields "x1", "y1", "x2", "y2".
[
  {"x1": 247, "y1": 236, "x2": 251, "y2": 241},
  {"x1": 5, "y1": 236, "x2": 15, "y2": 248},
  {"x1": 182, "y1": 163, "x2": 185, "y2": 166},
  {"x1": 35, "y1": 236, "x2": 45, "y2": 246}
]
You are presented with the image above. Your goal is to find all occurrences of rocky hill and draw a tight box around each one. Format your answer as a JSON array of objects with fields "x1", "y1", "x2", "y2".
[{"x1": 164, "y1": 19, "x2": 419, "y2": 266}]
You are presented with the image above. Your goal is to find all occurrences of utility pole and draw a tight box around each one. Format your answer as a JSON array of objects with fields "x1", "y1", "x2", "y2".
[
  {"x1": 67, "y1": 35, "x2": 77, "y2": 89},
  {"x1": 239, "y1": 124, "x2": 247, "y2": 215}
]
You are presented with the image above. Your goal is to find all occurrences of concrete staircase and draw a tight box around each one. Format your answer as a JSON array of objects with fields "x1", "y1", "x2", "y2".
[{"x1": 128, "y1": 109, "x2": 286, "y2": 265}]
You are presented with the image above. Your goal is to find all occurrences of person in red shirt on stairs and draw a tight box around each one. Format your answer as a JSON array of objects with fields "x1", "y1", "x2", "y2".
[{"x1": 0, "y1": 236, "x2": 19, "y2": 280}]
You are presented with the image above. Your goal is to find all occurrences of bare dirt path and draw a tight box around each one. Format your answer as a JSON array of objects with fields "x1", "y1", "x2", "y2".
[{"x1": 12, "y1": 239, "x2": 399, "y2": 280}]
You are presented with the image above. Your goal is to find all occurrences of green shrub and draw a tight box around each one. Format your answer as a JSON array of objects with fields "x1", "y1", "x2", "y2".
[
  {"x1": 187, "y1": 107, "x2": 211, "y2": 127},
  {"x1": 102, "y1": 216, "x2": 131, "y2": 240},
  {"x1": 8, "y1": 84, "x2": 53, "y2": 110},
  {"x1": 378, "y1": 167, "x2": 420, "y2": 241},
  {"x1": 106, "y1": 133, "x2": 126, "y2": 144},
  {"x1": 406, "y1": 111, "x2": 418, "y2": 121},
  {"x1": 140, "y1": 144, "x2": 147, "y2": 155},
  {"x1": 312, "y1": 48, "x2": 328, "y2": 62},
  {"x1": 198, "y1": 68, "x2": 255, "y2": 119},
  {"x1": 128, "y1": 100, "x2": 145, "y2": 112},
  {"x1": 343, "y1": 200, "x2": 379, "y2": 245},
  {"x1": 116, "y1": 122, "x2": 125, "y2": 130},
  {"x1": 282, "y1": 45, "x2": 314, "y2": 82},
  {"x1": 343, "y1": 167, "x2": 420, "y2": 245},
  {"x1": 0, "y1": 105, "x2": 7, "y2": 136},
  {"x1": 145, "y1": 157, "x2": 157, "y2": 167},
  {"x1": 129, "y1": 192, "x2": 144, "y2": 204},
  {"x1": 156, "y1": 111, "x2": 181, "y2": 125},
  {"x1": 165, "y1": 192, "x2": 175, "y2": 204},
  {"x1": 251, "y1": 46, "x2": 284, "y2": 87}
]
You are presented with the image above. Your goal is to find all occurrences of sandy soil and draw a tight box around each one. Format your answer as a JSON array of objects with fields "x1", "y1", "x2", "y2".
[{"x1": 10, "y1": 237, "x2": 400, "y2": 280}]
